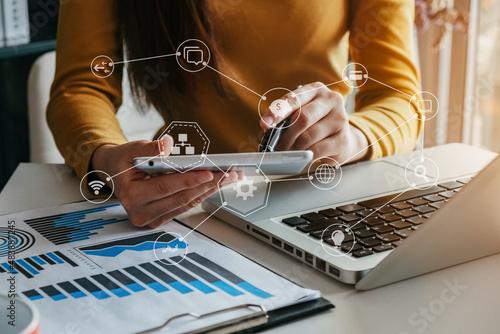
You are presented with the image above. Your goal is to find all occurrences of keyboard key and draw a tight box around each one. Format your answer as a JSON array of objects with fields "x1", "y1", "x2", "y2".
[
  {"x1": 439, "y1": 191, "x2": 456, "y2": 199},
  {"x1": 341, "y1": 242, "x2": 363, "y2": 253},
  {"x1": 337, "y1": 204, "x2": 365, "y2": 213},
  {"x1": 373, "y1": 244, "x2": 394, "y2": 253},
  {"x1": 396, "y1": 209, "x2": 419, "y2": 218},
  {"x1": 377, "y1": 206, "x2": 396, "y2": 214},
  {"x1": 438, "y1": 181, "x2": 464, "y2": 190},
  {"x1": 352, "y1": 249, "x2": 374, "y2": 258},
  {"x1": 406, "y1": 198, "x2": 428, "y2": 206},
  {"x1": 338, "y1": 214, "x2": 360, "y2": 222},
  {"x1": 429, "y1": 201, "x2": 445, "y2": 209},
  {"x1": 457, "y1": 177, "x2": 472, "y2": 184},
  {"x1": 379, "y1": 213, "x2": 401, "y2": 222},
  {"x1": 358, "y1": 186, "x2": 445, "y2": 208},
  {"x1": 301, "y1": 212, "x2": 325, "y2": 222},
  {"x1": 394, "y1": 228, "x2": 414, "y2": 238},
  {"x1": 282, "y1": 217, "x2": 307, "y2": 226},
  {"x1": 405, "y1": 216, "x2": 426, "y2": 225},
  {"x1": 318, "y1": 208, "x2": 342, "y2": 218},
  {"x1": 389, "y1": 220, "x2": 412, "y2": 230},
  {"x1": 310, "y1": 226, "x2": 350, "y2": 240},
  {"x1": 364, "y1": 217, "x2": 384, "y2": 227},
  {"x1": 376, "y1": 233, "x2": 400, "y2": 243},
  {"x1": 359, "y1": 237, "x2": 382, "y2": 248},
  {"x1": 297, "y1": 219, "x2": 338, "y2": 233},
  {"x1": 414, "y1": 205, "x2": 435, "y2": 214},
  {"x1": 371, "y1": 224, "x2": 394, "y2": 234},
  {"x1": 356, "y1": 209, "x2": 374, "y2": 218},
  {"x1": 391, "y1": 201, "x2": 412, "y2": 210},
  {"x1": 324, "y1": 234, "x2": 354, "y2": 246},
  {"x1": 392, "y1": 240, "x2": 404, "y2": 247},
  {"x1": 423, "y1": 194, "x2": 445, "y2": 202},
  {"x1": 354, "y1": 229, "x2": 376, "y2": 239},
  {"x1": 343, "y1": 221, "x2": 367, "y2": 231}
]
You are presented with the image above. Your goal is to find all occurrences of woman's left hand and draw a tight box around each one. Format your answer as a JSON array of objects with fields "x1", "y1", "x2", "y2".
[{"x1": 260, "y1": 82, "x2": 369, "y2": 165}]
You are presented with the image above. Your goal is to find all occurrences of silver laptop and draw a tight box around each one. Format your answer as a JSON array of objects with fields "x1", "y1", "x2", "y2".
[{"x1": 202, "y1": 143, "x2": 500, "y2": 289}]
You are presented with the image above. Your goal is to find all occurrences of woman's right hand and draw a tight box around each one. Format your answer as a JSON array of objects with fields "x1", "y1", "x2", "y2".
[{"x1": 91, "y1": 136, "x2": 239, "y2": 228}]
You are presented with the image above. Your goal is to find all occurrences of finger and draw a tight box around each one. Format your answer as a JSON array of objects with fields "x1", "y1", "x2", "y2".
[
  {"x1": 260, "y1": 82, "x2": 325, "y2": 130},
  {"x1": 137, "y1": 171, "x2": 239, "y2": 226},
  {"x1": 146, "y1": 185, "x2": 222, "y2": 229},
  {"x1": 122, "y1": 170, "x2": 215, "y2": 205},
  {"x1": 307, "y1": 133, "x2": 350, "y2": 164}
]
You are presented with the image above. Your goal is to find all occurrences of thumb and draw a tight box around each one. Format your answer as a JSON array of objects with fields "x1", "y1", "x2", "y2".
[{"x1": 125, "y1": 135, "x2": 174, "y2": 159}]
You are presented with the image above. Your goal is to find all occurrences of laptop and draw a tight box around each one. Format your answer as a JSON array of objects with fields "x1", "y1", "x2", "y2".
[{"x1": 202, "y1": 143, "x2": 500, "y2": 289}]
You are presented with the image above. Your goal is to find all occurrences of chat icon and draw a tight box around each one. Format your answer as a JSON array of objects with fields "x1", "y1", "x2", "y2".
[{"x1": 183, "y1": 46, "x2": 204, "y2": 65}]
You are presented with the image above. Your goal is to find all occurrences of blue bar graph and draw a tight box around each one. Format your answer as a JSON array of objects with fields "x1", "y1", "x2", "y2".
[
  {"x1": 58, "y1": 281, "x2": 87, "y2": 299},
  {"x1": 32, "y1": 256, "x2": 46, "y2": 265},
  {"x1": 46, "y1": 252, "x2": 64, "y2": 264},
  {"x1": 17, "y1": 259, "x2": 39, "y2": 275},
  {"x1": 41, "y1": 285, "x2": 67, "y2": 301},
  {"x1": 24, "y1": 204, "x2": 127, "y2": 245},
  {"x1": 74, "y1": 277, "x2": 111, "y2": 300}
]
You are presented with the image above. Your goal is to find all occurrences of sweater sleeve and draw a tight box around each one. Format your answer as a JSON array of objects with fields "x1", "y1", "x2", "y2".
[
  {"x1": 47, "y1": 0, "x2": 127, "y2": 179},
  {"x1": 347, "y1": 0, "x2": 423, "y2": 159}
]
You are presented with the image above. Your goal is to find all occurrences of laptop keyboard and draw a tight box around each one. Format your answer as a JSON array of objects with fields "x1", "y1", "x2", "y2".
[{"x1": 281, "y1": 179, "x2": 470, "y2": 258}]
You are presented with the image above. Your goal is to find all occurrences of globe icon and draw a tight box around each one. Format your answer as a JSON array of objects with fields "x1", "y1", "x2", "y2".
[{"x1": 315, "y1": 164, "x2": 336, "y2": 184}]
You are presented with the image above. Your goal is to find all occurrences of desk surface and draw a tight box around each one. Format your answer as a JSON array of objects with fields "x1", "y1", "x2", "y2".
[{"x1": 1, "y1": 163, "x2": 499, "y2": 334}]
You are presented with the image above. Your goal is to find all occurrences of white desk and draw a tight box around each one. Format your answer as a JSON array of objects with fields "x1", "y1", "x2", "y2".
[{"x1": 1, "y1": 163, "x2": 499, "y2": 333}]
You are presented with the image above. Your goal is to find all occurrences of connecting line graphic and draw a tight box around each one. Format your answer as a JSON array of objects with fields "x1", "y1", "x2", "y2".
[
  {"x1": 202, "y1": 155, "x2": 226, "y2": 174},
  {"x1": 107, "y1": 154, "x2": 162, "y2": 180},
  {"x1": 366, "y1": 77, "x2": 414, "y2": 99},
  {"x1": 182, "y1": 204, "x2": 225, "y2": 239},
  {"x1": 348, "y1": 185, "x2": 414, "y2": 231},
  {"x1": 339, "y1": 115, "x2": 418, "y2": 166},
  {"x1": 295, "y1": 80, "x2": 345, "y2": 96},
  {"x1": 421, "y1": 116, "x2": 426, "y2": 158},
  {"x1": 111, "y1": 53, "x2": 179, "y2": 65},
  {"x1": 205, "y1": 64, "x2": 264, "y2": 99}
]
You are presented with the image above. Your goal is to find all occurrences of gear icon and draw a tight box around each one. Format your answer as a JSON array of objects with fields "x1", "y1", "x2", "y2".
[{"x1": 232, "y1": 176, "x2": 257, "y2": 201}]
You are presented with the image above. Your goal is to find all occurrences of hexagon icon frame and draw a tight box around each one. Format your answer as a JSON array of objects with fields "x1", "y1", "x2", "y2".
[
  {"x1": 157, "y1": 121, "x2": 210, "y2": 173},
  {"x1": 218, "y1": 164, "x2": 271, "y2": 217}
]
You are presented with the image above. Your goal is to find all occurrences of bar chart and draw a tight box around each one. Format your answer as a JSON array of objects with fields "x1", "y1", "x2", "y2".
[
  {"x1": 1, "y1": 250, "x2": 79, "y2": 278},
  {"x1": 24, "y1": 203, "x2": 128, "y2": 245},
  {"x1": 22, "y1": 252, "x2": 273, "y2": 302}
]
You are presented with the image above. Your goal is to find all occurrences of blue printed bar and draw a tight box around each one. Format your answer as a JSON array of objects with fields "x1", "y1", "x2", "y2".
[
  {"x1": 32, "y1": 256, "x2": 46, "y2": 265},
  {"x1": 123, "y1": 266, "x2": 169, "y2": 293},
  {"x1": 155, "y1": 260, "x2": 215, "y2": 294},
  {"x1": 139, "y1": 263, "x2": 193, "y2": 294},
  {"x1": 23, "y1": 289, "x2": 44, "y2": 301},
  {"x1": 91, "y1": 274, "x2": 131, "y2": 298},
  {"x1": 1, "y1": 263, "x2": 17, "y2": 274},
  {"x1": 74, "y1": 277, "x2": 111, "y2": 300},
  {"x1": 17, "y1": 259, "x2": 39, "y2": 276},
  {"x1": 40, "y1": 285, "x2": 67, "y2": 301},
  {"x1": 107, "y1": 270, "x2": 146, "y2": 293},
  {"x1": 58, "y1": 281, "x2": 87, "y2": 299},
  {"x1": 46, "y1": 252, "x2": 64, "y2": 264}
]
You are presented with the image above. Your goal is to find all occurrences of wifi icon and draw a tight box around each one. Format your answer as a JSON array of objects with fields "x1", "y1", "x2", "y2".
[{"x1": 88, "y1": 180, "x2": 106, "y2": 195}]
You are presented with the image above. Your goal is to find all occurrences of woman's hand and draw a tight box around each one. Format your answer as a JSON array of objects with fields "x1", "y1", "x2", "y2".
[
  {"x1": 91, "y1": 136, "x2": 239, "y2": 228},
  {"x1": 260, "y1": 82, "x2": 369, "y2": 165}
]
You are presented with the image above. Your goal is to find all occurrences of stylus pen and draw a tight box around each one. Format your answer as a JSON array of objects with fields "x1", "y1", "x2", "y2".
[
  {"x1": 258, "y1": 115, "x2": 292, "y2": 152},
  {"x1": 259, "y1": 85, "x2": 302, "y2": 152}
]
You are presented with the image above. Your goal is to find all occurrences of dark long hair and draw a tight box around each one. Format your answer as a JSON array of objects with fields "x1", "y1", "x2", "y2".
[{"x1": 119, "y1": 1, "x2": 224, "y2": 119}]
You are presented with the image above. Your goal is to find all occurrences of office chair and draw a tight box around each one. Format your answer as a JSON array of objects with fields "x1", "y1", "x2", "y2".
[{"x1": 27, "y1": 51, "x2": 163, "y2": 163}]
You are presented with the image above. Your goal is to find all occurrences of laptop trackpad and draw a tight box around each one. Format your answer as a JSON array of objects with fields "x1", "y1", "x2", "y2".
[{"x1": 248, "y1": 160, "x2": 411, "y2": 221}]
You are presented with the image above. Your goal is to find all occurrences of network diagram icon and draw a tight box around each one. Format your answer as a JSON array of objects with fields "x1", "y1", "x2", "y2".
[{"x1": 157, "y1": 121, "x2": 210, "y2": 173}]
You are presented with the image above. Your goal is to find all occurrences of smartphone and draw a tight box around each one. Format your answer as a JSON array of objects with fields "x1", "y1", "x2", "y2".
[{"x1": 134, "y1": 151, "x2": 313, "y2": 175}]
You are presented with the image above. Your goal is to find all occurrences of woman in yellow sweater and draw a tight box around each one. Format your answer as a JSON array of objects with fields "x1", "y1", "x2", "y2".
[{"x1": 47, "y1": 0, "x2": 422, "y2": 228}]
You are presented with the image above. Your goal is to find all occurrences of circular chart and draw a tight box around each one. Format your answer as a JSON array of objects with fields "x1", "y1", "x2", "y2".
[{"x1": 0, "y1": 227, "x2": 35, "y2": 257}]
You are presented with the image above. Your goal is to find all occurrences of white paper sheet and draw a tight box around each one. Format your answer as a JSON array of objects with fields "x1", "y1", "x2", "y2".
[{"x1": 0, "y1": 200, "x2": 320, "y2": 333}]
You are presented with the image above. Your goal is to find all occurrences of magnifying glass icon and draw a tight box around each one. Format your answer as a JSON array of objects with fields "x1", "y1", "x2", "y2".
[{"x1": 414, "y1": 165, "x2": 430, "y2": 182}]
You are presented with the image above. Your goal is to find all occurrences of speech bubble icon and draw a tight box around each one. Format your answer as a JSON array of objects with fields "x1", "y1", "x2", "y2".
[{"x1": 183, "y1": 46, "x2": 204, "y2": 65}]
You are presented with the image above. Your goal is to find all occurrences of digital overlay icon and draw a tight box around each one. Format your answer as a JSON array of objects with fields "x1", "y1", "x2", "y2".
[
  {"x1": 88, "y1": 180, "x2": 105, "y2": 196},
  {"x1": 172, "y1": 133, "x2": 195, "y2": 155}
]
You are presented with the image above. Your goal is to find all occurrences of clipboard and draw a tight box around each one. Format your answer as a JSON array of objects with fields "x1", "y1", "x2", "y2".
[
  {"x1": 135, "y1": 220, "x2": 335, "y2": 334},
  {"x1": 137, "y1": 298, "x2": 334, "y2": 333}
]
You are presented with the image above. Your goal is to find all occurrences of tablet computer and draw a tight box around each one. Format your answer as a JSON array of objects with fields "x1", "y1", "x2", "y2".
[{"x1": 134, "y1": 151, "x2": 313, "y2": 175}]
